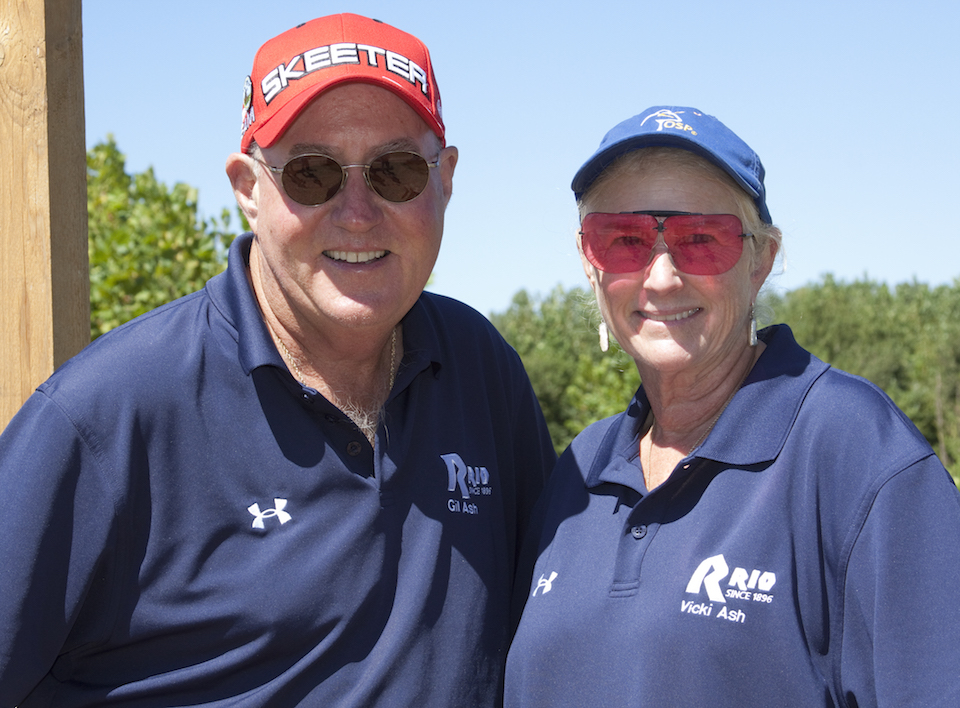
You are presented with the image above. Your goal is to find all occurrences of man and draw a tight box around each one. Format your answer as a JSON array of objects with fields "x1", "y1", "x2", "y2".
[{"x1": 0, "y1": 14, "x2": 554, "y2": 707}]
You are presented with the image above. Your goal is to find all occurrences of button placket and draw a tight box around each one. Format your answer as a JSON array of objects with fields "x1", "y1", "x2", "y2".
[{"x1": 610, "y1": 501, "x2": 661, "y2": 596}]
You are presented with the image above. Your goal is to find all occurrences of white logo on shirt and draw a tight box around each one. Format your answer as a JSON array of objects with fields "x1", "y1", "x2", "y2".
[
  {"x1": 532, "y1": 571, "x2": 558, "y2": 597},
  {"x1": 682, "y1": 554, "x2": 777, "y2": 623},
  {"x1": 686, "y1": 554, "x2": 730, "y2": 602},
  {"x1": 248, "y1": 498, "x2": 292, "y2": 529}
]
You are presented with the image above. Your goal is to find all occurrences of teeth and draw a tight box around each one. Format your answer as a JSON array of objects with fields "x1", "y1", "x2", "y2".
[
  {"x1": 645, "y1": 308, "x2": 700, "y2": 322},
  {"x1": 325, "y1": 250, "x2": 387, "y2": 264}
]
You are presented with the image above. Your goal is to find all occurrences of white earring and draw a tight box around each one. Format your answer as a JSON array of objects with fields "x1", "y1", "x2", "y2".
[
  {"x1": 749, "y1": 304, "x2": 758, "y2": 347},
  {"x1": 599, "y1": 321, "x2": 609, "y2": 352}
]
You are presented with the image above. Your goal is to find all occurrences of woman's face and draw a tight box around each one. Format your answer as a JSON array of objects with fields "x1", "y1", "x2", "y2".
[{"x1": 581, "y1": 160, "x2": 775, "y2": 380}]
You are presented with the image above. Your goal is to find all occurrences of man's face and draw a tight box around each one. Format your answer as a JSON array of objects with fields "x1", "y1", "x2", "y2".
[{"x1": 245, "y1": 83, "x2": 457, "y2": 336}]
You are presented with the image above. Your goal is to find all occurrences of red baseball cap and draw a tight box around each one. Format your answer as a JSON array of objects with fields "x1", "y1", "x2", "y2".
[{"x1": 240, "y1": 14, "x2": 445, "y2": 152}]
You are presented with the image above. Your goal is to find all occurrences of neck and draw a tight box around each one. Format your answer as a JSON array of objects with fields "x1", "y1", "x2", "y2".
[
  {"x1": 642, "y1": 343, "x2": 762, "y2": 437},
  {"x1": 249, "y1": 244, "x2": 402, "y2": 445},
  {"x1": 639, "y1": 343, "x2": 763, "y2": 490}
]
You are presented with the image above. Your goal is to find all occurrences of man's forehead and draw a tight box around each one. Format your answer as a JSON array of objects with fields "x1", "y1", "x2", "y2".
[{"x1": 282, "y1": 136, "x2": 426, "y2": 159}]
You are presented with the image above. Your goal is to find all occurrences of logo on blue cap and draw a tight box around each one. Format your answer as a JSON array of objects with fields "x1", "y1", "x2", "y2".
[
  {"x1": 640, "y1": 109, "x2": 699, "y2": 136},
  {"x1": 571, "y1": 106, "x2": 771, "y2": 224}
]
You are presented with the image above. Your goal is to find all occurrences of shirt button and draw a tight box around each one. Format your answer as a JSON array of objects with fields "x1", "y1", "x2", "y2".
[
  {"x1": 631, "y1": 525, "x2": 647, "y2": 540},
  {"x1": 346, "y1": 441, "x2": 363, "y2": 456}
]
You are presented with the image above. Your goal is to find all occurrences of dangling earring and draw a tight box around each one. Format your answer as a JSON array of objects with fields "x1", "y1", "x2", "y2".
[
  {"x1": 749, "y1": 304, "x2": 758, "y2": 347},
  {"x1": 599, "y1": 320, "x2": 609, "y2": 352}
]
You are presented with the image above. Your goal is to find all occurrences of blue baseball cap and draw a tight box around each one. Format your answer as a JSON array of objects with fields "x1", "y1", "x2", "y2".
[{"x1": 571, "y1": 106, "x2": 771, "y2": 223}]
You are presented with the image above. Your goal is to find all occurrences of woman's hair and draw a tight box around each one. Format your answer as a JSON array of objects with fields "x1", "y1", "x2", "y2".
[{"x1": 577, "y1": 147, "x2": 782, "y2": 272}]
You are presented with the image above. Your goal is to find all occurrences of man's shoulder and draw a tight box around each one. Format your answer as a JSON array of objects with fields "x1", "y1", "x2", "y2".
[
  {"x1": 42, "y1": 287, "x2": 224, "y2": 403},
  {"x1": 417, "y1": 291, "x2": 496, "y2": 326},
  {"x1": 414, "y1": 291, "x2": 514, "y2": 352}
]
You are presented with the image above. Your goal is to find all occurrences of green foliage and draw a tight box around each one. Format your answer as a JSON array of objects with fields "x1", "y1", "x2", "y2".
[
  {"x1": 490, "y1": 286, "x2": 639, "y2": 454},
  {"x1": 87, "y1": 137, "x2": 236, "y2": 338},
  {"x1": 563, "y1": 351, "x2": 640, "y2": 443},
  {"x1": 493, "y1": 277, "x2": 959, "y2": 484},
  {"x1": 764, "y1": 276, "x2": 960, "y2": 484}
]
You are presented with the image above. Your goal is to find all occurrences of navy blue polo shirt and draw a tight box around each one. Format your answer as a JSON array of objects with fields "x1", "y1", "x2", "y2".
[
  {"x1": 505, "y1": 325, "x2": 960, "y2": 707},
  {"x1": 0, "y1": 233, "x2": 555, "y2": 707}
]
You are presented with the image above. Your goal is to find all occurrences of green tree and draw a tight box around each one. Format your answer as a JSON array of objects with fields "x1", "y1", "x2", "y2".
[
  {"x1": 491, "y1": 286, "x2": 640, "y2": 454},
  {"x1": 87, "y1": 137, "x2": 236, "y2": 339},
  {"x1": 563, "y1": 350, "x2": 640, "y2": 442},
  {"x1": 763, "y1": 276, "x2": 960, "y2": 483}
]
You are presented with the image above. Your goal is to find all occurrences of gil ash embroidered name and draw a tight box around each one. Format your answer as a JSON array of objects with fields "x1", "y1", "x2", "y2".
[{"x1": 261, "y1": 43, "x2": 430, "y2": 105}]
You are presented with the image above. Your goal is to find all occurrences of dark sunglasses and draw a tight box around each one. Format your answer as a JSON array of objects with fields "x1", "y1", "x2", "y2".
[
  {"x1": 579, "y1": 211, "x2": 753, "y2": 275},
  {"x1": 255, "y1": 151, "x2": 440, "y2": 206}
]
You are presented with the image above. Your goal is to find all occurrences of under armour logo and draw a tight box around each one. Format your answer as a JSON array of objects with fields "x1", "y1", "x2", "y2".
[
  {"x1": 248, "y1": 498, "x2": 292, "y2": 529},
  {"x1": 532, "y1": 571, "x2": 558, "y2": 597}
]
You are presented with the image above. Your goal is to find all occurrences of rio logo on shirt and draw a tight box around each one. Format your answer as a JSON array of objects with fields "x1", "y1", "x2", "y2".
[
  {"x1": 681, "y1": 554, "x2": 777, "y2": 623},
  {"x1": 440, "y1": 452, "x2": 493, "y2": 516}
]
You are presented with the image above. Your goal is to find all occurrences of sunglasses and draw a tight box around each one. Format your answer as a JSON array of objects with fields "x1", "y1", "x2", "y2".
[
  {"x1": 255, "y1": 151, "x2": 440, "y2": 206},
  {"x1": 579, "y1": 211, "x2": 753, "y2": 275}
]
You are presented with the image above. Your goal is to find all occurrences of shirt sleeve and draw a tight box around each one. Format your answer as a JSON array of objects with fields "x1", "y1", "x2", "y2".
[
  {"x1": 0, "y1": 391, "x2": 119, "y2": 705},
  {"x1": 510, "y1": 370, "x2": 556, "y2": 544},
  {"x1": 840, "y1": 455, "x2": 960, "y2": 707}
]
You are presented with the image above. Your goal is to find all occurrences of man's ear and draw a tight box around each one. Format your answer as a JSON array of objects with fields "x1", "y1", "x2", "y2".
[
  {"x1": 438, "y1": 145, "x2": 458, "y2": 208},
  {"x1": 226, "y1": 153, "x2": 259, "y2": 232}
]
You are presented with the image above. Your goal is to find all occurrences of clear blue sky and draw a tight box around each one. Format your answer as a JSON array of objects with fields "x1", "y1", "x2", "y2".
[{"x1": 82, "y1": 0, "x2": 960, "y2": 317}]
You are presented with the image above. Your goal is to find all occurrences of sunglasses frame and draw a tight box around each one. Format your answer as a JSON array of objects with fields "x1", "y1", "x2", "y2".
[
  {"x1": 254, "y1": 150, "x2": 441, "y2": 206},
  {"x1": 580, "y1": 210, "x2": 753, "y2": 275}
]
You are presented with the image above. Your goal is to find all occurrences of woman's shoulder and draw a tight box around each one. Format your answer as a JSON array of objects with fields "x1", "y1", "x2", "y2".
[
  {"x1": 558, "y1": 407, "x2": 638, "y2": 480},
  {"x1": 809, "y1": 366, "x2": 930, "y2": 447}
]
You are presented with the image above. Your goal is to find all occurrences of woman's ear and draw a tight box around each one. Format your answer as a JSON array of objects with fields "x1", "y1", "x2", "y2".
[
  {"x1": 751, "y1": 236, "x2": 778, "y2": 291},
  {"x1": 226, "y1": 153, "x2": 259, "y2": 233},
  {"x1": 578, "y1": 234, "x2": 599, "y2": 291}
]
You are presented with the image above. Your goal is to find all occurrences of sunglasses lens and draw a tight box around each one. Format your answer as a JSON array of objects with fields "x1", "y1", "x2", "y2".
[
  {"x1": 281, "y1": 155, "x2": 344, "y2": 205},
  {"x1": 368, "y1": 152, "x2": 431, "y2": 202},
  {"x1": 277, "y1": 152, "x2": 433, "y2": 205},
  {"x1": 580, "y1": 213, "x2": 746, "y2": 275},
  {"x1": 581, "y1": 213, "x2": 658, "y2": 273},
  {"x1": 666, "y1": 215, "x2": 744, "y2": 275}
]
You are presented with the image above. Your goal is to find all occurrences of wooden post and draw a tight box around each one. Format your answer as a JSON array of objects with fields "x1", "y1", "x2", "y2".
[{"x1": 0, "y1": 0, "x2": 89, "y2": 431}]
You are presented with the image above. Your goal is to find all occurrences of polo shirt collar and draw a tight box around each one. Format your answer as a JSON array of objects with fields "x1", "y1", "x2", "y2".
[
  {"x1": 585, "y1": 324, "x2": 829, "y2": 490},
  {"x1": 700, "y1": 324, "x2": 828, "y2": 466}
]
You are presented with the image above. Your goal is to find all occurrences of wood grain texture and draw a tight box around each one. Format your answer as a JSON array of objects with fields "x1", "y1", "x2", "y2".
[{"x1": 0, "y1": 0, "x2": 89, "y2": 431}]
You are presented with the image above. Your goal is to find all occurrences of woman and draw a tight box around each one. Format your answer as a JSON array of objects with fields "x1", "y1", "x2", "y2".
[{"x1": 504, "y1": 107, "x2": 960, "y2": 707}]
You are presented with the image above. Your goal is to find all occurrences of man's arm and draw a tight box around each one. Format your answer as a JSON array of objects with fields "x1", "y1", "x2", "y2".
[{"x1": 0, "y1": 392, "x2": 117, "y2": 705}]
